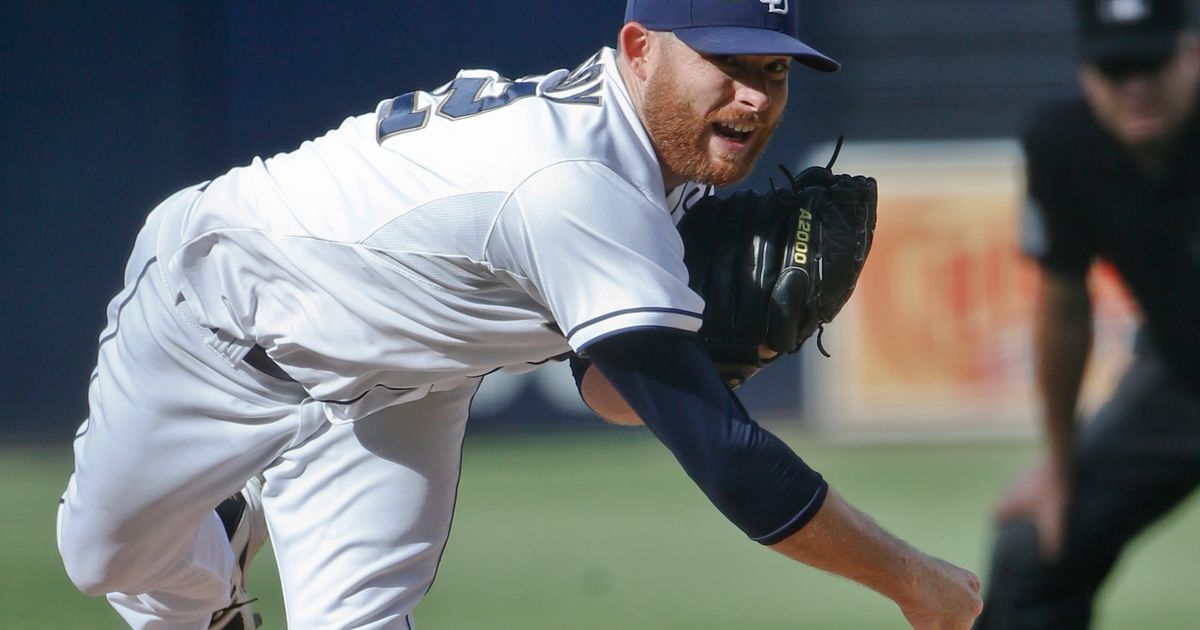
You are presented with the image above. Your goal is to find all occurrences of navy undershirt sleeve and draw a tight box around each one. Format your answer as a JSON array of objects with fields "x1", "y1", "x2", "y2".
[
  {"x1": 568, "y1": 352, "x2": 591, "y2": 390},
  {"x1": 582, "y1": 329, "x2": 828, "y2": 544}
]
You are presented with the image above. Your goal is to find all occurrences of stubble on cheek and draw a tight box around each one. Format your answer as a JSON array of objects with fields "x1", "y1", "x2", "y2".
[{"x1": 643, "y1": 73, "x2": 776, "y2": 187}]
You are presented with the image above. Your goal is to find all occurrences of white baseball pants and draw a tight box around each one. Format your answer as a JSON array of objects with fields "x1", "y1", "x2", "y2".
[{"x1": 57, "y1": 187, "x2": 476, "y2": 629}]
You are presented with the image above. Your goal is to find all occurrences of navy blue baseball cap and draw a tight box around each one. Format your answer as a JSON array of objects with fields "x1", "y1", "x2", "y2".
[{"x1": 625, "y1": 0, "x2": 840, "y2": 72}]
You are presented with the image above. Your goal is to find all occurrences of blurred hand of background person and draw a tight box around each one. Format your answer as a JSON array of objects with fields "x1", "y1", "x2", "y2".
[
  {"x1": 992, "y1": 456, "x2": 1069, "y2": 559},
  {"x1": 991, "y1": 269, "x2": 1092, "y2": 560}
]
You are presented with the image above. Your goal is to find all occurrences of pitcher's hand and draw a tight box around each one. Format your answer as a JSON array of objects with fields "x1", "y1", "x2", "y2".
[{"x1": 898, "y1": 554, "x2": 983, "y2": 630}]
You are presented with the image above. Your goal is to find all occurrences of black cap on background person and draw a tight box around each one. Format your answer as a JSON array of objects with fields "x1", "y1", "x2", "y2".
[{"x1": 1077, "y1": 0, "x2": 1192, "y2": 76}]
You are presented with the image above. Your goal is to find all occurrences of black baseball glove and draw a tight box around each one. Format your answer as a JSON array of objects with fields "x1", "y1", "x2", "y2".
[{"x1": 678, "y1": 142, "x2": 878, "y2": 388}]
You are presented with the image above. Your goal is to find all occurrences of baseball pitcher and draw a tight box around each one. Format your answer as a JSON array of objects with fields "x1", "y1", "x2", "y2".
[{"x1": 57, "y1": 2, "x2": 981, "y2": 628}]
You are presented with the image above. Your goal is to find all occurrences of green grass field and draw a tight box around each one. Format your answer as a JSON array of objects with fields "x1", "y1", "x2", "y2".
[{"x1": 6, "y1": 431, "x2": 1200, "y2": 629}]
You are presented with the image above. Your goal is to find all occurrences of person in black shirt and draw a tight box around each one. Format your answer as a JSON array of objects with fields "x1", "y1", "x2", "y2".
[{"x1": 974, "y1": 0, "x2": 1200, "y2": 628}]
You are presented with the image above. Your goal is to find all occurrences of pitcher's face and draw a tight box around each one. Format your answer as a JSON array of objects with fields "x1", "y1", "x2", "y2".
[{"x1": 643, "y1": 36, "x2": 790, "y2": 186}]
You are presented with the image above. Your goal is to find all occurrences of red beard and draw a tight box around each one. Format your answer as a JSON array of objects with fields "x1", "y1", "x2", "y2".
[{"x1": 642, "y1": 70, "x2": 780, "y2": 187}]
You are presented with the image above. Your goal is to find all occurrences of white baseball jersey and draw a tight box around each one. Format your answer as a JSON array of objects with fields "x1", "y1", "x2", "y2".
[
  {"x1": 61, "y1": 47, "x2": 720, "y2": 628},
  {"x1": 161, "y1": 47, "x2": 708, "y2": 423}
]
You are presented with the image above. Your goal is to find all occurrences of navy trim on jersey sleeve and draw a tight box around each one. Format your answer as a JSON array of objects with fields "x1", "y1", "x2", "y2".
[
  {"x1": 585, "y1": 330, "x2": 828, "y2": 544},
  {"x1": 566, "y1": 307, "x2": 703, "y2": 339}
]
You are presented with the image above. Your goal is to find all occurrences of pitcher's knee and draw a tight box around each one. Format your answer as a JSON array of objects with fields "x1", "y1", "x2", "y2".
[
  {"x1": 58, "y1": 504, "x2": 142, "y2": 596},
  {"x1": 60, "y1": 541, "x2": 129, "y2": 596}
]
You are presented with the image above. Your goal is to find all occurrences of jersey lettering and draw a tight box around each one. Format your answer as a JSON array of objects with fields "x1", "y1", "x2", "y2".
[
  {"x1": 543, "y1": 57, "x2": 604, "y2": 106},
  {"x1": 378, "y1": 59, "x2": 606, "y2": 142},
  {"x1": 438, "y1": 77, "x2": 538, "y2": 120},
  {"x1": 378, "y1": 76, "x2": 539, "y2": 141},
  {"x1": 376, "y1": 92, "x2": 431, "y2": 139}
]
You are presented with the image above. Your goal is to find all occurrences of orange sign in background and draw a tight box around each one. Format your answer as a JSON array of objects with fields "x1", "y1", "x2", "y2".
[{"x1": 800, "y1": 141, "x2": 1138, "y2": 432}]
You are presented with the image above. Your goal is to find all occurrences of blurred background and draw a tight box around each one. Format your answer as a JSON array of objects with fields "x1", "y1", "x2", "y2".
[{"x1": 3, "y1": 1, "x2": 1200, "y2": 628}]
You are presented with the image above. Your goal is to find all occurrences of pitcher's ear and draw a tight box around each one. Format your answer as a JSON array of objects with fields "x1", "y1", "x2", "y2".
[{"x1": 619, "y1": 22, "x2": 654, "y2": 81}]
